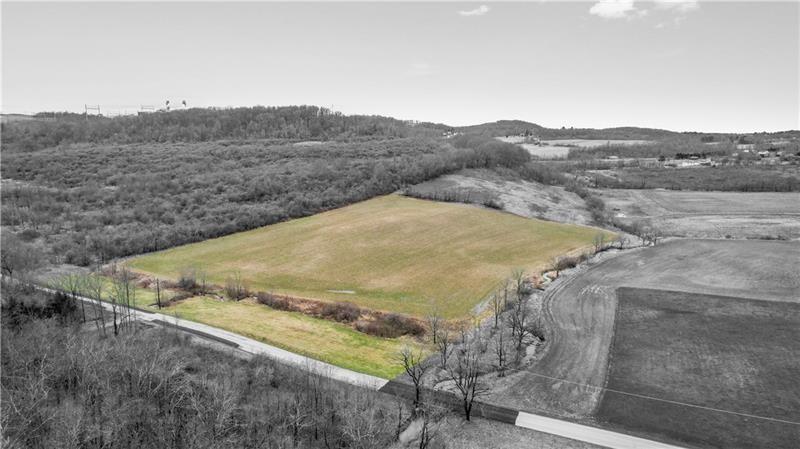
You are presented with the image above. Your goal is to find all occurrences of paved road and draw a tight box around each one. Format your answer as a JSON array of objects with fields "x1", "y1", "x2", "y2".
[{"x1": 39, "y1": 285, "x2": 687, "y2": 449}]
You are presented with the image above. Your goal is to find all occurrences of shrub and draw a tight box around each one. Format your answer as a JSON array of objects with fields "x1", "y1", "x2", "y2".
[
  {"x1": 483, "y1": 198, "x2": 504, "y2": 210},
  {"x1": 319, "y1": 302, "x2": 362, "y2": 323},
  {"x1": 255, "y1": 292, "x2": 297, "y2": 312},
  {"x1": 177, "y1": 268, "x2": 198, "y2": 291},
  {"x1": 225, "y1": 274, "x2": 249, "y2": 301},
  {"x1": 356, "y1": 313, "x2": 426, "y2": 338}
]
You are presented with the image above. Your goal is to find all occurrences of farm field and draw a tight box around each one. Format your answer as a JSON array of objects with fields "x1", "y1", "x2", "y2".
[
  {"x1": 598, "y1": 189, "x2": 800, "y2": 239},
  {"x1": 483, "y1": 239, "x2": 800, "y2": 419},
  {"x1": 128, "y1": 194, "x2": 610, "y2": 319},
  {"x1": 597, "y1": 287, "x2": 800, "y2": 448}
]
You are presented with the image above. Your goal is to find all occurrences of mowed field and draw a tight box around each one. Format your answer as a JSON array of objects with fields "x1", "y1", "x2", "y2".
[
  {"x1": 598, "y1": 287, "x2": 800, "y2": 449},
  {"x1": 129, "y1": 194, "x2": 610, "y2": 318},
  {"x1": 488, "y1": 239, "x2": 799, "y2": 420},
  {"x1": 598, "y1": 189, "x2": 800, "y2": 239}
]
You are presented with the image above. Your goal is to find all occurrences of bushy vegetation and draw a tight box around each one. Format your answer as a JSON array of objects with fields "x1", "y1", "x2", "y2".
[
  {"x1": 0, "y1": 106, "x2": 448, "y2": 153},
  {"x1": 2, "y1": 137, "x2": 523, "y2": 265},
  {"x1": 254, "y1": 292, "x2": 424, "y2": 338}
]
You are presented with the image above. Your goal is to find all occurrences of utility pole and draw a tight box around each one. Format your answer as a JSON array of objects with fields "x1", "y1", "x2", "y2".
[{"x1": 84, "y1": 104, "x2": 101, "y2": 121}]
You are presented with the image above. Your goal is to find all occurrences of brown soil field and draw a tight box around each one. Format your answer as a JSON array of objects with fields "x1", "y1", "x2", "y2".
[
  {"x1": 597, "y1": 189, "x2": 800, "y2": 239},
  {"x1": 598, "y1": 287, "x2": 800, "y2": 448},
  {"x1": 483, "y1": 239, "x2": 799, "y2": 420},
  {"x1": 407, "y1": 168, "x2": 593, "y2": 225}
]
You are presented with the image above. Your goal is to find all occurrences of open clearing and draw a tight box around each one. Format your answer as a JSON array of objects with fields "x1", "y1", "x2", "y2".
[
  {"x1": 598, "y1": 189, "x2": 800, "y2": 239},
  {"x1": 497, "y1": 138, "x2": 653, "y2": 159},
  {"x1": 407, "y1": 168, "x2": 593, "y2": 225},
  {"x1": 541, "y1": 139, "x2": 653, "y2": 148},
  {"x1": 598, "y1": 287, "x2": 800, "y2": 448},
  {"x1": 484, "y1": 239, "x2": 799, "y2": 421},
  {"x1": 519, "y1": 143, "x2": 573, "y2": 159},
  {"x1": 128, "y1": 194, "x2": 609, "y2": 319}
]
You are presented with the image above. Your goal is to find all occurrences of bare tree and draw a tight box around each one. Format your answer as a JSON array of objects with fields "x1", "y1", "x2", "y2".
[
  {"x1": 493, "y1": 328, "x2": 510, "y2": 377},
  {"x1": 511, "y1": 269, "x2": 526, "y2": 300},
  {"x1": 505, "y1": 295, "x2": 542, "y2": 363},
  {"x1": 399, "y1": 346, "x2": 429, "y2": 412},
  {"x1": 436, "y1": 328, "x2": 452, "y2": 369},
  {"x1": 57, "y1": 274, "x2": 85, "y2": 323},
  {"x1": 615, "y1": 234, "x2": 629, "y2": 249},
  {"x1": 426, "y1": 306, "x2": 442, "y2": 344},
  {"x1": 417, "y1": 401, "x2": 448, "y2": 449},
  {"x1": 198, "y1": 269, "x2": 209, "y2": 295},
  {"x1": 340, "y1": 390, "x2": 390, "y2": 449},
  {"x1": 446, "y1": 341, "x2": 488, "y2": 421},
  {"x1": 490, "y1": 292, "x2": 503, "y2": 330},
  {"x1": 82, "y1": 274, "x2": 107, "y2": 336},
  {"x1": 111, "y1": 268, "x2": 137, "y2": 334},
  {"x1": 155, "y1": 278, "x2": 163, "y2": 309}
]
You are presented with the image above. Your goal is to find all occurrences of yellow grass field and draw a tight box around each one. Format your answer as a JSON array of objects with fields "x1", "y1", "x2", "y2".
[{"x1": 128, "y1": 194, "x2": 612, "y2": 318}]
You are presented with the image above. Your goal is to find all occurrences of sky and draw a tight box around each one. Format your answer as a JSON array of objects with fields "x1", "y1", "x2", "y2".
[{"x1": 2, "y1": 1, "x2": 798, "y2": 132}]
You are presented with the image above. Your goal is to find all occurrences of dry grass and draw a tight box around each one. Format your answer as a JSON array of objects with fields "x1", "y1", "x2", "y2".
[{"x1": 128, "y1": 194, "x2": 610, "y2": 319}]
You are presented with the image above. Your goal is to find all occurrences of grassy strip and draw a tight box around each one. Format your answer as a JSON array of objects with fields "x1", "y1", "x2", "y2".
[
  {"x1": 72, "y1": 273, "x2": 422, "y2": 379},
  {"x1": 161, "y1": 296, "x2": 421, "y2": 379}
]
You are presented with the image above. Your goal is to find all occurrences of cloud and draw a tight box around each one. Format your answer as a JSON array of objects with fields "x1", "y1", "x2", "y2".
[
  {"x1": 590, "y1": 0, "x2": 699, "y2": 21},
  {"x1": 653, "y1": 0, "x2": 699, "y2": 13},
  {"x1": 588, "y1": 0, "x2": 637, "y2": 19},
  {"x1": 458, "y1": 5, "x2": 490, "y2": 17},
  {"x1": 589, "y1": 0, "x2": 647, "y2": 19}
]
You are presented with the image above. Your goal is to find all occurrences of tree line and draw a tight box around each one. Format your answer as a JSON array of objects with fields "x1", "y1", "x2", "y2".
[
  {"x1": 1, "y1": 106, "x2": 449, "y2": 153},
  {"x1": 2, "y1": 136, "x2": 530, "y2": 267}
]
